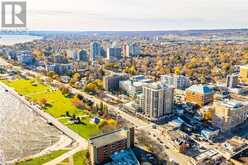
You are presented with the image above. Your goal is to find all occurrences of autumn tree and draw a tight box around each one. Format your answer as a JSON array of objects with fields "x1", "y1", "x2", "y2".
[
  {"x1": 84, "y1": 82, "x2": 97, "y2": 93},
  {"x1": 38, "y1": 98, "x2": 48, "y2": 107},
  {"x1": 71, "y1": 97, "x2": 84, "y2": 109},
  {"x1": 59, "y1": 86, "x2": 70, "y2": 95},
  {"x1": 72, "y1": 72, "x2": 81, "y2": 81}
]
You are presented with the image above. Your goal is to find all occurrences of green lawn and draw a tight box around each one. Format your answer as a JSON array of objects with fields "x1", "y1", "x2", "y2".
[
  {"x1": 17, "y1": 150, "x2": 68, "y2": 165},
  {"x1": 2, "y1": 79, "x2": 80, "y2": 117},
  {"x1": 60, "y1": 118, "x2": 101, "y2": 139},
  {"x1": 73, "y1": 150, "x2": 89, "y2": 165},
  {"x1": 2, "y1": 79, "x2": 101, "y2": 139}
]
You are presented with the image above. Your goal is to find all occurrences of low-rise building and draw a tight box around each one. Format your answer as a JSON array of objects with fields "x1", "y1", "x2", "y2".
[
  {"x1": 212, "y1": 100, "x2": 248, "y2": 132},
  {"x1": 119, "y1": 76, "x2": 152, "y2": 96},
  {"x1": 16, "y1": 51, "x2": 35, "y2": 66},
  {"x1": 130, "y1": 75, "x2": 145, "y2": 82},
  {"x1": 226, "y1": 74, "x2": 239, "y2": 88},
  {"x1": 88, "y1": 127, "x2": 135, "y2": 165},
  {"x1": 2, "y1": 48, "x2": 16, "y2": 60},
  {"x1": 185, "y1": 85, "x2": 214, "y2": 107},
  {"x1": 166, "y1": 129, "x2": 190, "y2": 153},
  {"x1": 168, "y1": 117, "x2": 184, "y2": 128},
  {"x1": 60, "y1": 76, "x2": 71, "y2": 83},
  {"x1": 223, "y1": 138, "x2": 248, "y2": 153},
  {"x1": 201, "y1": 128, "x2": 219, "y2": 141},
  {"x1": 192, "y1": 149, "x2": 222, "y2": 165},
  {"x1": 104, "y1": 149, "x2": 139, "y2": 165},
  {"x1": 45, "y1": 63, "x2": 73, "y2": 75}
]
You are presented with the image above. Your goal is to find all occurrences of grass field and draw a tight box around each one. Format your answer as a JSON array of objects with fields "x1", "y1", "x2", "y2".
[
  {"x1": 2, "y1": 79, "x2": 101, "y2": 139},
  {"x1": 17, "y1": 150, "x2": 68, "y2": 165},
  {"x1": 73, "y1": 150, "x2": 89, "y2": 165},
  {"x1": 2, "y1": 79, "x2": 80, "y2": 117},
  {"x1": 60, "y1": 150, "x2": 89, "y2": 165},
  {"x1": 59, "y1": 117, "x2": 101, "y2": 139}
]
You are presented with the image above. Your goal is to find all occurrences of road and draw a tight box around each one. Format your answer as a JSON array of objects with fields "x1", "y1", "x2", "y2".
[
  {"x1": 0, "y1": 58, "x2": 9, "y2": 66},
  {"x1": 145, "y1": 125, "x2": 193, "y2": 165},
  {"x1": 0, "y1": 82, "x2": 88, "y2": 165},
  {"x1": 0, "y1": 57, "x2": 148, "y2": 129},
  {"x1": 0, "y1": 57, "x2": 193, "y2": 165}
]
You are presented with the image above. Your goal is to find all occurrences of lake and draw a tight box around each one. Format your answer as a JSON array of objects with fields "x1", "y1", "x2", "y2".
[{"x1": 0, "y1": 35, "x2": 42, "y2": 46}]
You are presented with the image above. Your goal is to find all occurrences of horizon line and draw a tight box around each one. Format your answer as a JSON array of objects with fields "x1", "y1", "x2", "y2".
[{"x1": 1, "y1": 27, "x2": 248, "y2": 33}]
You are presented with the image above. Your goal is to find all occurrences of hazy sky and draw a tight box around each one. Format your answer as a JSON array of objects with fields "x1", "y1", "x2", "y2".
[{"x1": 23, "y1": 0, "x2": 248, "y2": 30}]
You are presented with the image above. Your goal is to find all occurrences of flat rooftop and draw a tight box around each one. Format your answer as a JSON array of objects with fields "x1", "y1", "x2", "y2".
[
  {"x1": 89, "y1": 129, "x2": 128, "y2": 148},
  {"x1": 194, "y1": 149, "x2": 218, "y2": 161},
  {"x1": 186, "y1": 84, "x2": 213, "y2": 94},
  {"x1": 219, "y1": 99, "x2": 248, "y2": 109},
  {"x1": 143, "y1": 82, "x2": 169, "y2": 90},
  {"x1": 105, "y1": 149, "x2": 140, "y2": 165},
  {"x1": 240, "y1": 65, "x2": 248, "y2": 69}
]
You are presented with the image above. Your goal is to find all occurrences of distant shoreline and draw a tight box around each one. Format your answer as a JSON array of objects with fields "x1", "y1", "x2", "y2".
[{"x1": 0, "y1": 35, "x2": 42, "y2": 46}]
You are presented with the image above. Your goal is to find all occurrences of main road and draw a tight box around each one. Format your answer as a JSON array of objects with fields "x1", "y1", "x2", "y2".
[
  {"x1": 0, "y1": 82, "x2": 88, "y2": 165},
  {"x1": 0, "y1": 57, "x2": 192, "y2": 165}
]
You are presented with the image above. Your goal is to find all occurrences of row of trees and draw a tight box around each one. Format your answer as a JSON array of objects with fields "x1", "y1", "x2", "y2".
[{"x1": 84, "y1": 79, "x2": 103, "y2": 94}]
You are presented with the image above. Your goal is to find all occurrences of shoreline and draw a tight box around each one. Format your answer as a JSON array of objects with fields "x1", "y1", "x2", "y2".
[
  {"x1": 0, "y1": 81, "x2": 87, "y2": 165},
  {"x1": 0, "y1": 35, "x2": 42, "y2": 46}
]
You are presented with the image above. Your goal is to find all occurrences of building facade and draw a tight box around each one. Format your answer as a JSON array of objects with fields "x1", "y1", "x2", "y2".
[
  {"x1": 88, "y1": 127, "x2": 135, "y2": 165},
  {"x1": 160, "y1": 74, "x2": 191, "y2": 90},
  {"x1": 122, "y1": 43, "x2": 140, "y2": 57},
  {"x1": 53, "y1": 54, "x2": 67, "y2": 63},
  {"x1": 240, "y1": 65, "x2": 248, "y2": 84},
  {"x1": 129, "y1": 43, "x2": 140, "y2": 57},
  {"x1": 90, "y1": 41, "x2": 103, "y2": 62},
  {"x1": 106, "y1": 47, "x2": 122, "y2": 61},
  {"x1": 78, "y1": 49, "x2": 88, "y2": 62},
  {"x1": 185, "y1": 85, "x2": 214, "y2": 107},
  {"x1": 119, "y1": 75, "x2": 152, "y2": 96},
  {"x1": 16, "y1": 51, "x2": 35, "y2": 66},
  {"x1": 103, "y1": 75, "x2": 120, "y2": 91},
  {"x1": 212, "y1": 100, "x2": 248, "y2": 132},
  {"x1": 122, "y1": 44, "x2": 130, "y2": 57},
  {"x1": 226, "y1": 74, "x2": 239, "y2": 88},
  {"x1": 142, "y1": 82, "x2": 174, "y2": 122},
  {"x1": 45, "y1": 63, "x2": 73, "y2": 75}
]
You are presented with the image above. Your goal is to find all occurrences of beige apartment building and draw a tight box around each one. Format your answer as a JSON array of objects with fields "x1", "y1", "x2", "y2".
[
  {"x1": 142, "y1": 82, "x2": 174, "y2": 122},
  {"x1": 212, "y1": 100, "x2": 248, "y2": 132},
  {"x1": 240, "y1": 65, "x2": 248, "y2": 84}
]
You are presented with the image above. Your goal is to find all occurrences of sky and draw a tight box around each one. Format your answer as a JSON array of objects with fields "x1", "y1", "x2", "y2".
[{"x1": 11, "y1": 0, "x2": 248, "y2": 31}]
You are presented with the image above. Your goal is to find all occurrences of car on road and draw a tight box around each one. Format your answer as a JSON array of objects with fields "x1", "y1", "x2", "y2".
[
  {"x1": 152, "y1": 124, "x2": 157, "y2": 129},
  {"x1": 164, "y1": 145, "x2": 169, "y2": 149}
]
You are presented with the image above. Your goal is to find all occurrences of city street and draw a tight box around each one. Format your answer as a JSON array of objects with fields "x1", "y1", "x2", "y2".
[{"x1": 0, "y1": 57, "x2": 193, "y2": 164}]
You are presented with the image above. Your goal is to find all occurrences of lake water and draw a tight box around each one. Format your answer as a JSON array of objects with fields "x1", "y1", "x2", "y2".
[
  {"x1": 0, "y1": 84, "x2": 61, "y2": 163},
  {"x1": 0, "y1": 35, "x2": 42, "y2": 46}
]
